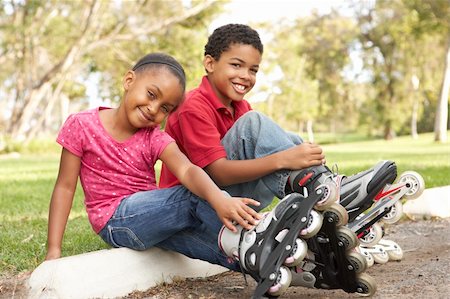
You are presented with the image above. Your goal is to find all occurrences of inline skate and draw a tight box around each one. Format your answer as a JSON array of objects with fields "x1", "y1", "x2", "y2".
[
  {"x1": 219, "y1": 165, "x2": 340, "y2": 298},
  {"x1": 288, "y1": 204, "x2": 376, "y2": 297},
  {"x1": 337, "y1": 161, "x2": 425, "y2": 265},
  {"x1": 285, "y1": 166, "x2": 377, "y2": 296}
]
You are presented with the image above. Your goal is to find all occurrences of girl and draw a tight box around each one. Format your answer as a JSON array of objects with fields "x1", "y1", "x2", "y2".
[{"x1": 45, "y1": 53, "x2": 261, "y2": 269}]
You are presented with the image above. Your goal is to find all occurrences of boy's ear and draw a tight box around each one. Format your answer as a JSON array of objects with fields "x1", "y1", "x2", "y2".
[
  {"x1": 123, "y1": 70, "x2": 136, "y2": 91},
  {"x1": 203, "y1": 55, "x2": 215, "y2": 73}
]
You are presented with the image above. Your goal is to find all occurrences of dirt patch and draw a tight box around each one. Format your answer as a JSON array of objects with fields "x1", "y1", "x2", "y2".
[
  {"x1": 1, "y1": 218, "x2": 449, "y2": 299},
  {"x1": 125, "y1": 218, "x2": 450, "y2": 299}
]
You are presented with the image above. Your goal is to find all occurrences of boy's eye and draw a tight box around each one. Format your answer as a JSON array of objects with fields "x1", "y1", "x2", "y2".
[
  {"x1": 231, "y1": 63, "x2": 240, "y2": 68},
  {"x1": 250, "y1": 68, "x2": 258, "y2": 74},
  {"x1": 147, "y1": 91, "x2": 156, "y2": 99}
]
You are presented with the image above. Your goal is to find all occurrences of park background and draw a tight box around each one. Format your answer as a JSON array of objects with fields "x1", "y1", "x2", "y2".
[{"x1": 0, "y1": 0, "x2": 449, "y2": 286}]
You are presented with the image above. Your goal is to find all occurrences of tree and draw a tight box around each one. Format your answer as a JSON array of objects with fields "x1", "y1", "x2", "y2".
[
  {"x1": 403, "y1": 0, "x2": 450, "y2": 142},
  {"x1": 0, "y1": 0, "x2": 221, "y2": 143},
  {"x1": 354, "y1": 0, "x2": 438, "y2": 139}
]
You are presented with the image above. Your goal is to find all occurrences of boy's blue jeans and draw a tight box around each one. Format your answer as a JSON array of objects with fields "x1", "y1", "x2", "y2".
[
  {"x1": 222, "y1": 111, "x2": 302, "y2": 209},
  {"x1": 99, "y1": 111, "x2": 302, "y2": 270}
]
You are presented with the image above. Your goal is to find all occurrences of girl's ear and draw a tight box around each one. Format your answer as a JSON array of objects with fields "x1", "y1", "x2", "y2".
[
  {"x1": 123, "y1": 70, "x2": 136, "y2": 91},
  {"x1": 203, "y1": 55, "x2": 215, "y2": 73}
]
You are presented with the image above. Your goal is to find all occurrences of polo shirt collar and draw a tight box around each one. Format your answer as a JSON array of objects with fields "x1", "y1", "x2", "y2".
[{"x1": 199, "y1": 76, "x2": 226, "y2": 111}]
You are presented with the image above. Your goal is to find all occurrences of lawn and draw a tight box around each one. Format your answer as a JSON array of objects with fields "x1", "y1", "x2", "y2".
[{"x1": 0, "y1": 132, "x2": 448, "y2": 276}]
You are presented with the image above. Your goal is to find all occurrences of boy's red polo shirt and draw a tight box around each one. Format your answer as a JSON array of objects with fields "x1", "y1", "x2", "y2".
[{"x1": 159, "y1": 76, "x2": 252, "y2": 188}]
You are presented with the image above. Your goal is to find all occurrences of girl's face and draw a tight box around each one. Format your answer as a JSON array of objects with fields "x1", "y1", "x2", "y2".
[
  {"x1": 122, "y1": 68, "x2": 183, "y2": 129},
  {"x1": 204, "y1": 43, "x2": 262, "y2": 107}
]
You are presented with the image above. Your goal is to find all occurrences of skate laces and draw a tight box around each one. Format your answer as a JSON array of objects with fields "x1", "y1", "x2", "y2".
[
  {"x1": 321, "y1": 163, "x2": 339, "y2": 183},
  {"x1": 331, "y1": 164, "x2": 339, "y2": 177}
]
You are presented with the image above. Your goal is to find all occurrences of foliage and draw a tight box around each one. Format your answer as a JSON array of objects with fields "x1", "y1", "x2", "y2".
[
  {"x1": 257, "y1": 0, "x2": 449, "y2": 140},
  {"x1": 0, "y1": 0, "x2": 223, "y2": 142}
]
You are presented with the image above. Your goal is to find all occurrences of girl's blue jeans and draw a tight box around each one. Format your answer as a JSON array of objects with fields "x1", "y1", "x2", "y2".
[
  {"x1": 99, "y1": 111, "x2": 302, "y2": 270},
  {"x1": 99, "y1": 185, "x2": 239, "y2": 270}
]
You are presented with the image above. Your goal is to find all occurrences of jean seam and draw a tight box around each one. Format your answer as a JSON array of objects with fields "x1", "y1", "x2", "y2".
[{"x1": 108, "y1": 225, "x2": 146, "y2": 250}]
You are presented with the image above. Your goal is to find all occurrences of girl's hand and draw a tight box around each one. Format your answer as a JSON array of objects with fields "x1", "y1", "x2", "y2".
[
  {"x1": 213, "y1": 197, "x2": 262, "y2": 232},
  {"x1": 45, "y1": 247, "x2": 62, "y2": 260}
]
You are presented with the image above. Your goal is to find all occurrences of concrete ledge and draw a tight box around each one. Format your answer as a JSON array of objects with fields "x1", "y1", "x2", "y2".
[
  {"x1": 403, "y1": 185, "x2": 450, "y2": 218},
  {"x1": 27, "y1": 247, "x2": 228, "y2": 299}
]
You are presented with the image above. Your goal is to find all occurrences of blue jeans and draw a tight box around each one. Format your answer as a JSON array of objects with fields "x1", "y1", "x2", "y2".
[
  {"x1": 221, "y1": 111, "x2": 302, "y2": 209},
  {"x1": 99, "y1": 185, "x2": 239, "y2": 271}
]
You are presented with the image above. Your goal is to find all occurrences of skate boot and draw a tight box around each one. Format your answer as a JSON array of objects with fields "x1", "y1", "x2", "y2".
[
  {"x1": 288, "y1": 165, "x2": 341, "y2": 212},
  {"x1": 218, "y1": 186, "x2": 337, "y2": 298}
]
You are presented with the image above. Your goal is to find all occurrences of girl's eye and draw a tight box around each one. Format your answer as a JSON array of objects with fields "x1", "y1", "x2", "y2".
[
  {"x1": 231, "y1": 63, "x2": 240, "y2": 68},
  {"x1": 250, "y1": 68, "x2": 258, "y2": 74},
  {"x1": 148, "y1": 91, "x2": 156, "y2": 100},
  {"x1": 161, "y1": 106, "x2": 170, "y2": 114}
]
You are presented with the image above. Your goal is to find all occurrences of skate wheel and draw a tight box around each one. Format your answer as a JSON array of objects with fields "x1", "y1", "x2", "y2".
[
  {"x1": 347, "y1": 251, "x2": 368, "y2": 274},
  {"x1": 355, "y1": 273, "x2": 377, "y2": 297},
  {"x1": 398, "y1": 171, "x2": 425, "y2": 200},
  {"x1": 371, "y1": 246, "x2": 389, "y2": 264},
  {"x1": 324, "y1": 203, "x2": 349, "y2": 227},
  {"x1": 314, "y1": 183, "x2": 338, "y2": 210},
  {"x1": 379, "y1": 239, "x2": 404, "y2": 261},
  {"x1": 357, "y1": 246, "x2": 375, "y2": 268},
  {"x1": 337, "y1": 226, "x2": 359, "y2": 250},
  {"x1": 382, "y1": 201, "x2": 403, "y2": 224},
  {"x1": 284, "y1": 238, "x2": 308, "y2": 267},
  {"x1": 300, "y1": 210, "x2": 323, "y2": 239},
  {"x1": 266, "y1": 266, "x2": 292, "y2": 297},
  {"x1": 359, "y1": 223, "x2": 383, "y2": 247}
]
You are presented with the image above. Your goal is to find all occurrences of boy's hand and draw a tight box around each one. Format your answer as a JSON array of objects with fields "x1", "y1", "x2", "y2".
[
  {"x1": 282, "y1": 142, "x2": 325, "y2": 170},
  {"x1": 214, "y1": 197, "x2": 262, "y2": 232}
]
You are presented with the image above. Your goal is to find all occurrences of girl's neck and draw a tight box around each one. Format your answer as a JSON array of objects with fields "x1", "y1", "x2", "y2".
[{"x1": 100, "y1": 107, "x2": 138, "y2": 142}]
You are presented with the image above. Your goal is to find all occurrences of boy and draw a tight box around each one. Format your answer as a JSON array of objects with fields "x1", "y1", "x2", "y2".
[{"x1": 160, "y1": 24, "x2": 395, "y2": 214}]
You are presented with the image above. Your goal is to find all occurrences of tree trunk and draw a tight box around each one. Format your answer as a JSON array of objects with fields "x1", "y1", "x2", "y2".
[
  {"x1": 411, "y1": 97, "x2": 419, "y2": 139},
  {"x1": 307, "y1": 120, "x2": 314, "y2": 143},
  {"x1": 434, "y1": 40, "x2": 450, "y2": 143}
]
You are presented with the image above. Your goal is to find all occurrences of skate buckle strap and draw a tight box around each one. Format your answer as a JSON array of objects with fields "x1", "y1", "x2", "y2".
[
  {"x1": 298, "y1": 172, "x2": 314, "y2": 186},
  {"x1": 237, "y1": 228, "x2": 249, "y2": 286}
]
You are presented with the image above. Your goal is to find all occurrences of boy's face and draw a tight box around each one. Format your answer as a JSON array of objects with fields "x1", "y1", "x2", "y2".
[
  {"x1": 122, "y1": 68, "x2": 183, "y2": 129},
  {"x1": 204, "y1": 43, "x2": 262, "y2": 106}
]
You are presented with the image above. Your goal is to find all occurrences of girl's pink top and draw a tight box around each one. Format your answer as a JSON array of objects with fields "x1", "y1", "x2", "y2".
[{"x1": 57, "y1": 107, "x2": 174, "y2": 233}]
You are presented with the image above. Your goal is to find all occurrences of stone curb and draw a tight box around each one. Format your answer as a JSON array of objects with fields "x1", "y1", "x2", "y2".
[{"x1": 27, "y1": 247, "x2": 228, "y2": 299}]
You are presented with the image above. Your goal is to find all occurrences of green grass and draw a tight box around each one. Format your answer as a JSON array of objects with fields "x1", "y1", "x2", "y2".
[{"x1": 0, "y1": 132, "x2": 449, "y2": 277}]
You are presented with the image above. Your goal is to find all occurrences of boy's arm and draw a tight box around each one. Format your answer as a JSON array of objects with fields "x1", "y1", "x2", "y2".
[
  {"x1": 46, "y1": 148, "x2": 81, "y2": 260},
  {"x1": 160, "y1": 142, "x2": 261, "y2": 232},
  {"x1": 205, "y1": 142, "x2": 325, "y2": 186}
]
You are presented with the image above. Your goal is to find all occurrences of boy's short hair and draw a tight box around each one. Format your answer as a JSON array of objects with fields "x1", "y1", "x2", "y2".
[{"x1": 204, "y1": 24, "x2": 263, "y2": 60}]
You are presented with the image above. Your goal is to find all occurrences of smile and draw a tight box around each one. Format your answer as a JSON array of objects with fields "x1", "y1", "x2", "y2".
[
  {"x1": 138, "y1": 107, "x2": 154, "y2": 122},
  {"x1": 233, "y1": 83, "x2": 247, "y2": 93}
]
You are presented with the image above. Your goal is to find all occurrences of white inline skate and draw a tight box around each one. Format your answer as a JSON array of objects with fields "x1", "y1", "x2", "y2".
[{"x1": 338, "y1": 162, "x2": 425, "y2": 266}]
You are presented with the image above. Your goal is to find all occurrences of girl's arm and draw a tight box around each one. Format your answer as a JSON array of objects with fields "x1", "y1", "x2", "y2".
[
  {"x1": 160, "y1": 142, "x2": 261, "y2": 232},
  {"x1": 45, "y1": 148, "x2": 81, "y2": 260}
]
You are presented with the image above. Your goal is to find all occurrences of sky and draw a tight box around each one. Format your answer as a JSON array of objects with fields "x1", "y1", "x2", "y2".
[{"x1": 210, "y1": 0, "x2": 350, "y2": 32}]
